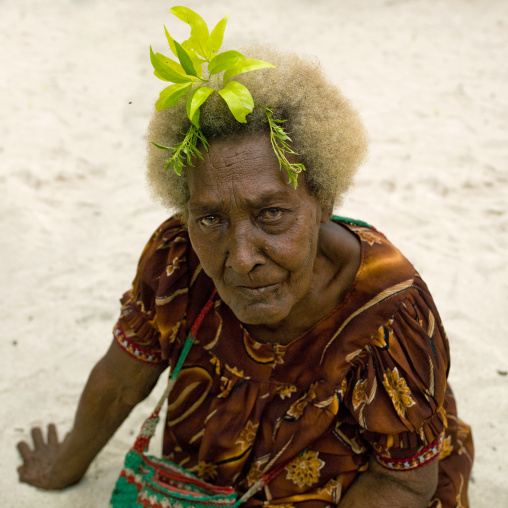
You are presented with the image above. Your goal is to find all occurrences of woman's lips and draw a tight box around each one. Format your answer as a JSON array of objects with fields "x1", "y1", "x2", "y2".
[{"x1": 234, "y1": 282, "x2": 281, "y2": 298}]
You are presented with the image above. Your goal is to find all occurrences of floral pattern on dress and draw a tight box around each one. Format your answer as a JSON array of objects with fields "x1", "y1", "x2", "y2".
[
  {"x1": 218, "y1": 376, "x2": 234, "y2": 399},
  {"x1": 191, "y1": 461, "x2": 218, "y2": 481},
  {"x1": 352, "y1": 379, "x2": 369, "y2": 409},
  {"x1": 167, "y1": 320, "x2": 182, "y2": 345},
  {"x1": 439, "y1": 434, "x2": 453, "y2": 461},
  {"x1": 245, "y1": 457, "x2": 269, "y2": 487},
  {"x1": 166, "y1": 255, "x2": 183, "y2": 277},
  {"x1": 273, "y1": 344, "x2": 286, "y2": 367},
  {"x1": 357, "y1": 229, "x2": 383, "y2": 246},
  {"x1": 225, "y1": 364, "x2": 248, "y2": 379},
  {"x1": 382, "y1": 367, "x2": 416, "y2": 417},
  {"x1": 235, "y1": 420, "x2": 259, "y2": 450},
  {"x1": 371, "y1": 320, "x2": 394, "y2": 350},
  {"x1": 285, "y1": 450, "x2": 325, "y2": 488},
  {"x1": 286, "y1": 383, "x2": 317, "y2": 420},
  {"x1": 318, "y1": 476, "x2": 342, "y2": 498},
  {"x1": 333, "y1": 422, "x2": 368, "y2": 455},
  {"x1": 277, "y1": 384, "x2": 298, "y2": 399},
  {"x1": 209, "y1": 353, "x2": 221, "y2": 375},
  {"x1": 337, "y1": 377, "x2": 348, "y2": 401}
]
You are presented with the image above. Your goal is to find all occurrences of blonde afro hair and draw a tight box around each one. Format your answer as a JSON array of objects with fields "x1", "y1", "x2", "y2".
[{"x1": 146, "y1": 45, "x2": 368, "y2": 215}]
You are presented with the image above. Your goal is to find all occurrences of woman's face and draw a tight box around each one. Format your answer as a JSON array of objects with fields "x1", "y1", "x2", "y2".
[{"x1": 186, "y1": 132, "x2": 328, "y2": 327}]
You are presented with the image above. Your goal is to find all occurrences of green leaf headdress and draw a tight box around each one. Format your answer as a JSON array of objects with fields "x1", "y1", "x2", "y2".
[{"x1": 150, "y1": 6, "x2": 306, "y2": 188}]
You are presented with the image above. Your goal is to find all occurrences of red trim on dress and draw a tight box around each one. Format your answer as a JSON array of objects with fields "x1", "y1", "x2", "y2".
[
  {"x1": 113, "y1": 323, "x2": 164, "y2": 364},
  {"x1": 375, "y1": 434, "x2": 443, "y2": 471}
]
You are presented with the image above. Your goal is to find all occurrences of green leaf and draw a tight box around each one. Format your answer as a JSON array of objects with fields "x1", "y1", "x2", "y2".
[
  {"x1": 206, "y1": 14, "x2": 230, "y2": 55},
  {"x1": 223, "y1": 59, "x2": 276, "y2": 85},
  {"x1": 208, "y1": 50, "x2": 245, "y2": 75},
  {"x1": 164, "y1": 25, "x2": 204, "y2": 78},
  {"x1": 181, "y1": 40, "x2": 206, "y2": 78},
  {"x1": 170, "y1": 6, "x2": 210, "y2": 59},
  {"x1": 218, "y1": 80, "x2": 254, "y2": 123},
  {"x1": 157, "y1": 124, "x2": 209, "y2": 175},
  {"x1": 150, "y1": 47, "x2": 194, "y2": 83},
  {"x1": 187, "y1": 86, "x2": 216, "y2": 123},
  {"x1": 263, "y1": 106, "x2": 305, "y2": 188},
  {"x1": 164, "y1": 26, "x2": 179, "y2": 57},
  {"x1": 186, "y1": 88, "x2": 200, "y2": 127},
  {"x1": 173, "y1": 40, "x2": 198, "y2": 77},
  {"x1": 151, "y1": 141, "x2": 172, "y2": 150},
  {"x1": 155, "y1": 82, "x2": 192, "y2": 111}
]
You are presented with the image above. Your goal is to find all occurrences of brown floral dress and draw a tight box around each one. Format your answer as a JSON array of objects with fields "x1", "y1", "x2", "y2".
[{"x1": 114, "y1": 216, "x2": 473, "y2": 507}]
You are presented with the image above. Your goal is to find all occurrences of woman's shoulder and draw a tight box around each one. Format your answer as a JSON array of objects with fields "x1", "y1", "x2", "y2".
[
  {"x1": 147, "y1": 214, "x2": 189, "y2": 250},
  {"x1": 317, "y1": 223, "x2": 451, "y2": 459},
  {"x1": 115, "y1": 215, "x2": 215, "y2": 362},
  {"x1": 319, "y1": 216, "x2": 447, "y2": 366},
  {"x1": 335, "y1": 271, "x2": 450, "y2": 461},
  {"x1": 330, "y1": 215, "x2": 418, "y2": 296},
  {"x1": 130, "y1": 215, "x2": 191, "y2": 295},
  {"x1": 134, "y1": 214, "x2": 215, "y2": 311}
]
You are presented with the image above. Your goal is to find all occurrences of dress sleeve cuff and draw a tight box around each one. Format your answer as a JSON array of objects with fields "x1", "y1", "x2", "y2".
[
  {"x1": 113, "y1": 322, "x2": 165, "y2": 364},
  {"x1": 374, "y1": 433, "x2": 444, "y2": 471}
]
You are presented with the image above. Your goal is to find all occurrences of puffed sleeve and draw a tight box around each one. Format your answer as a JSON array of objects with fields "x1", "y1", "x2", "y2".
[
  {"x1": 113, "y1": 216, "x2": 190, "y2": 364},
  {"x1": 344, "y1": 275, "x2": 450, "y2": 470}
]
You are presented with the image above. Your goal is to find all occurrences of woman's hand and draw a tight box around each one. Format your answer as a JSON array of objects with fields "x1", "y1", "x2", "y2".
[{"x1": 17, "y1": 424, "x2": 80, "y2": 490}]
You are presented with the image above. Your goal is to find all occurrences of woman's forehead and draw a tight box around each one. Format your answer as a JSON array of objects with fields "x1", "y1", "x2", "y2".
[
  {"x1": 187, "y1": 166, "x2": 294, "y2": 211},
  {"x1": 186, "y1": 134, "x2": 313, "y2": 212},
  {"x1": 188, "y1": 133, "x2": 282, "y2": 189},
  {"x1": 200, "y1": 132, "x2": 273, "y2": 166}
]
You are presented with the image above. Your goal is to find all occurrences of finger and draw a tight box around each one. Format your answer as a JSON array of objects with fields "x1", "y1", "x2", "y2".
[
  {"x1": 17, "y1": 441, "x2": 32, "y2": 461},
  {"x1": 31, "y1": 427, "x2": 44, "y2": 448},
  {"x1": 47, "y1": 423, "x2": 58, "y2": 445},
  {"x1": 17, "y1": 464, "x2": 34, "y2": 484},
  {"x1": 17, "y1": 464, "x2": 26, "y2": 481}
]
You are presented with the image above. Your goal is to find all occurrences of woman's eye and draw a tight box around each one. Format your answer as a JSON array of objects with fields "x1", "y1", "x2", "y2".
[
  {"x1": 199, "y1": 215, "x2": 221, "y2": 227},
  {"x1": 260, "y1": 208, "x2": 283, "y2": 221}
]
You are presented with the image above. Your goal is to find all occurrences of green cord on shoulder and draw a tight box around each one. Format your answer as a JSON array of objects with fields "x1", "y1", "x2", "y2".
[{"x1": 149, "y1": 6, "x2": 306, "y2": 187}]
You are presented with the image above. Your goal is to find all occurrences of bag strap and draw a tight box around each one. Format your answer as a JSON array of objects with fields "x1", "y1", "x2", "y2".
[
  {"x1": 133, "y1": 290, "x2": 217, "y2": 449},
  {"x1": 154, "y1": 290, "x2": 217, "y2": 412}
]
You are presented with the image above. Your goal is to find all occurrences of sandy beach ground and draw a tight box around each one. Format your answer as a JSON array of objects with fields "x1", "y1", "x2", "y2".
[{"x1": 1, "y1": 0, "x2": 507, "y2": 506}]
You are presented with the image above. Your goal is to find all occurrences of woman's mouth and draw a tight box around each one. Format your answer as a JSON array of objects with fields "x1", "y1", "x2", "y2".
[{"x1": 235, "y1": 282, "x2": 281, "y2": 298}]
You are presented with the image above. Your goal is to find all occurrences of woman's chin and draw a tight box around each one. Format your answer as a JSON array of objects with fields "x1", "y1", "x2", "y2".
[{"x1": 226, "y1": 298, "x2": 290, "y2": 327}]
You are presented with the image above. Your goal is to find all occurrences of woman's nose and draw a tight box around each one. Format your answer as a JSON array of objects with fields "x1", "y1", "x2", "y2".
[{"x1": 225, "y1": 223, "x2": 266, "y2": 274}]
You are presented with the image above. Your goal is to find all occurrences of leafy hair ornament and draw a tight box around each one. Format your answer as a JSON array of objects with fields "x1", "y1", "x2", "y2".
[{"x1": 150, "y1": 6, "x2": 306, "y2": 188}]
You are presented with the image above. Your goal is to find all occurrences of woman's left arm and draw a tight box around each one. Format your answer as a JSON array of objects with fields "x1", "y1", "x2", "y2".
[
  {"x1": 337, "y1": 455, "x2": 438, "y2": 507},
  {"x1": 17, "y1": 340, "x2": 167, "y2": 489}
]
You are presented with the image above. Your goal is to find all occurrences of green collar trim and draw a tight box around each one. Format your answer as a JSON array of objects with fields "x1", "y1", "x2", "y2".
[{"x1": 332, "y1": 215, "x2": 373, "y2": 229}]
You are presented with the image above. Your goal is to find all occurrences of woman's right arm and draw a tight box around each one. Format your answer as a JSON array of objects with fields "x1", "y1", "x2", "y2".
[{"x1": 17, "y1": 340, "x2": 167, "y2": 490}]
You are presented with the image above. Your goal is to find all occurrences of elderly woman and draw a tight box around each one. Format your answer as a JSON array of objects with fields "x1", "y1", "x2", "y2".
[{"x1": 17, "y1": 46, "x2": 473, "y2": 507}]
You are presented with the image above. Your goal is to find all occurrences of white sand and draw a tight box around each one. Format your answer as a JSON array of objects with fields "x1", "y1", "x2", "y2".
[{"x1": 1, "y1": 0, "x2": 507, "y2": 505}]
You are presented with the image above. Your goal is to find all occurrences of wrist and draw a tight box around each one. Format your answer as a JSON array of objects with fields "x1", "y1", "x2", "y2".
[{"x1": 47, "y1": 434, "x2": 89, "y2": 488}]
